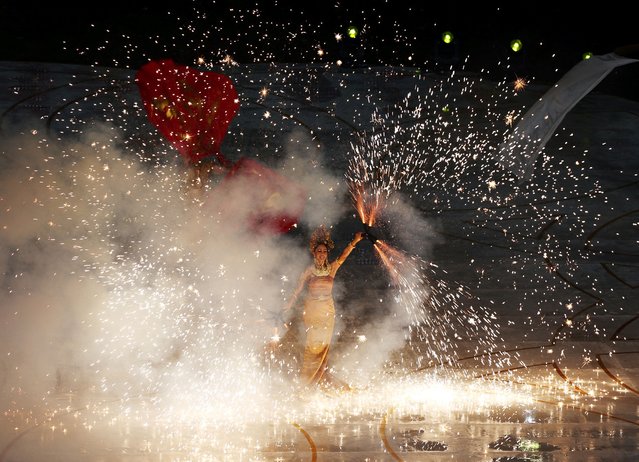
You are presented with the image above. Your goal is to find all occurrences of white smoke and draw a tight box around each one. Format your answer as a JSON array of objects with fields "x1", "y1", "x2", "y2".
[{"x1": 0, "y1": 120, "x2": 358, "y2": 421}]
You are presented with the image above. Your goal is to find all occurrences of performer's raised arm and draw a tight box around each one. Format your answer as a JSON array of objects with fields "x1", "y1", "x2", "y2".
[{"x1": 332, "y1": 231, "x2": 364, "y2": 274}]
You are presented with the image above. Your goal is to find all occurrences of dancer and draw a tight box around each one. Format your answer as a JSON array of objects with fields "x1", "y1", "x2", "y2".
[{"x1": 282, "y1": 225, "x2": 364, "y2": 392}]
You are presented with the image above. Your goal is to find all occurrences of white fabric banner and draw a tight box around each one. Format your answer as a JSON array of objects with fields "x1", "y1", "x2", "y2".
[{"x1": 498, "y1": 51, "x2": 638, "y2": 182}]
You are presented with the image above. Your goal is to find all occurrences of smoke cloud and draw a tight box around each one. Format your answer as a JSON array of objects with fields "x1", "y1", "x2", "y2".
[{"x1": 0, "y1": 121, "x2": 359, "y2": 419}]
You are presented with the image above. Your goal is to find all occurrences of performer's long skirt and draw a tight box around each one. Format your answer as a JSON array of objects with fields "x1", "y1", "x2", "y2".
[{"x1": 301, "y1": 297, "x2": 335, "y2": 386}]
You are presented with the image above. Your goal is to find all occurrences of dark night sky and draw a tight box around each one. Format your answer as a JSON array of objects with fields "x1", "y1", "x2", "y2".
[{"x1": 1, "y1": 1, "x2": 637, "y2": 93}]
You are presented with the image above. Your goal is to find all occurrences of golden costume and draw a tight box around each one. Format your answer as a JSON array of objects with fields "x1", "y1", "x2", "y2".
[{"x1": 301, "y1": 267, "x2": 336, "y2": 386}]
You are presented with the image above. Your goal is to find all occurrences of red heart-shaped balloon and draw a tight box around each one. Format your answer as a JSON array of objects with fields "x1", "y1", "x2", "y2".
[{"x1": 136, "y1": 59, "x2": 239, "y2": 166}]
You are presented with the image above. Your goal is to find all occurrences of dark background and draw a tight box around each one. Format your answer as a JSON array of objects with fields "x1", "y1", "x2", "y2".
[{"x1": 1, "y1": 1, "x2": 637, "y2": 96}]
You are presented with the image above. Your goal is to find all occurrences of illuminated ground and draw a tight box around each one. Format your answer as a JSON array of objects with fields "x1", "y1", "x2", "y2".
[{"x1": 1, "y1": 60, "x2": 639, "y2": 461}]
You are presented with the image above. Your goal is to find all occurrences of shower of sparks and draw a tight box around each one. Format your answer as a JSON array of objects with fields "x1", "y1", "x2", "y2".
[
  {"x1": 376, "y1": 241, "x2": 506, "y2": 368},
  {"x1": 346, "y1": 75, "x2": 515, "y2": 202},
  {"x1": 351, "y1": 183, "x2": 383, "y2": 227}
]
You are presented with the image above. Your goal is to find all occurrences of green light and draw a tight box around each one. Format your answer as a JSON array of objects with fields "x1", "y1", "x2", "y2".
[
  {"x1": 510, "y1": 39, "x2": 523, "y2": 52},
  {"x1": 442, "y1": 31, "x2": 454, "y2": 44},
  {"x1": 582, "y1": 51, "x2": 593, "y2": 60},
  {"x1": 442, "y1": 105, "x2": 450, "y2": 113},
  {"x1": 347, "y1": 26, "x2": 358, "y2": 39}
]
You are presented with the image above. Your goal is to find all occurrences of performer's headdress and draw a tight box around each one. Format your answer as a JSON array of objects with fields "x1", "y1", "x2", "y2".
[{"x1": 309, "y1": 225, "x2": 334, "y2": 253}]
